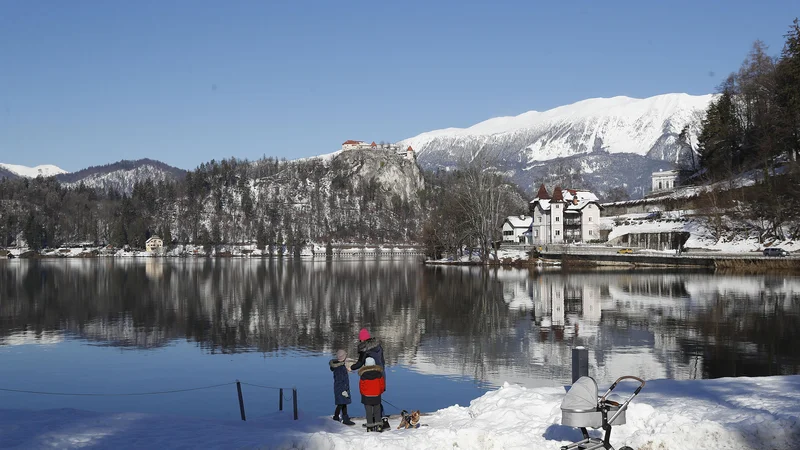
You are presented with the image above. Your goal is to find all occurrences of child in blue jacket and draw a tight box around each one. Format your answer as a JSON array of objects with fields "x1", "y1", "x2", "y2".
[{"x1": 330, "y1": 349, "x2": 355, "y2": 425}]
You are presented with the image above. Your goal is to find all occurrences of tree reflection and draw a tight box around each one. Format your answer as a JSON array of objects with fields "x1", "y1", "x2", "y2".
[{"x1": 1, "y1": 260, "x2": 799, "y2": 384}]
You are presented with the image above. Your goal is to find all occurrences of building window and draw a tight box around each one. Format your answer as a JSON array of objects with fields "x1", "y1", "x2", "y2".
[
  {"x1": 588, "y1": 217, "x2": 592, "y2": 222},
  {"x1": 556, "y1": 217, "x2": 560, "y2": 222},
  {"x1": 659, "y1": 181, "x2": 662, "y2": 190},
  {"x1": 556, "y1": 230, "x2": 561, "y2": 236},
  {"x1": 589, "y1": 230, "x2": 593, "y2": 236},
  {"x1": 534, "y1": 230, "x2": 539, "y2": 238}
]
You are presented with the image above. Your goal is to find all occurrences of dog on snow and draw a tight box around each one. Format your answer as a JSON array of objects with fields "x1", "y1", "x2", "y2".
[{"x1": 397, "y1": 410, "x2": 422, "y2": 429}]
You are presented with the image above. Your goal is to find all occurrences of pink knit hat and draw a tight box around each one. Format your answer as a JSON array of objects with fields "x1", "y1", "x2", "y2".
[{"x1": 358, "y1": 328, "x2": 371, "y2": 341}]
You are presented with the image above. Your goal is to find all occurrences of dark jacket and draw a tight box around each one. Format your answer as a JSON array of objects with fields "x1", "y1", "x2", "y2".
[
  {"x1": 329, "y1": 359, "x2": 352, "y2": 405},
  {"x1": 358, "y1": 364, "x2": 385, "y2": 405},
  {"x1": 350, "y1": 338, "x2": 386, "y2": 378}
]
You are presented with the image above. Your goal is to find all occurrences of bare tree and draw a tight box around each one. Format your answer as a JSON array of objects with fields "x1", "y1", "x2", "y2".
[{"x1": 449, "y1": 153, "x2": 525, "y2": 262}]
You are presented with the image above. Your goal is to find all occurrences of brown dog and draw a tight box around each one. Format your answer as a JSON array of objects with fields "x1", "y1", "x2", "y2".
[{"x1": 397, "y1": 410, "x2": 421, "y2": 429}]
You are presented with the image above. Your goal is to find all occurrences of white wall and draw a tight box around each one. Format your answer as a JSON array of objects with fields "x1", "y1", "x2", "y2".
[
  {"x1": 502, "y1": 222, "x2": 517, "y2": 242},
  {"x1": 581, "y1": 203, "x2": 601, "y2": 241},
  {"x1": 652, "y1": 173, "x2": 678, "y2": 192},
  {"x1": 551, "y1": 202, "x2": 564, "y2": 243},
  {"x1": 531, "y1": 206, "x2": 549, "y2": 245}
]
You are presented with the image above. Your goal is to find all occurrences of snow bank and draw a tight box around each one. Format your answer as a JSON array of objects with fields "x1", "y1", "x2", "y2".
[{"x1": 2, "y1": 376, "x2": 797, "y2": 449}]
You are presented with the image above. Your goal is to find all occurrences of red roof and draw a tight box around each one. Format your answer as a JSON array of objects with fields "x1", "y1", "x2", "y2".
[
  {"x1": 371, "y1": 141, "x2": 377, "y2": 147},
  {"x1": 342, "y1": 140, "x2": 363, "y2": 145},
  {"x1": 536, "y1": 184, "x2": 551, "y2": 200},
  {"x1": 551, "y1": 186, "x2": 564, "y2": 202},
  {"x1": 567, "y1": 189, "x2": 577, "y2": 196},
  {"x1": 407, "y1": 146, "x2": 413, "y2": 151}
]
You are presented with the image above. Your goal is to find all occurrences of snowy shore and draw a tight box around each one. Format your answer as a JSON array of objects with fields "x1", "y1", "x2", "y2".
[{"x1": 1, "y1": 375, "x2": 797, "y2": 449}]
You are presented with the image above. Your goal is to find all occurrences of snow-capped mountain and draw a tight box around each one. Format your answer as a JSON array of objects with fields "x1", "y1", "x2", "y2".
[
  {"x1": 0, "y1": 163, "x2": 68, "y2": 178},
  {"x1": 57, "y1": 159, "x2": 186, "y2": 194},
  {"x1": 400, "y1": 93, "x2": 714, "y2": 198}
]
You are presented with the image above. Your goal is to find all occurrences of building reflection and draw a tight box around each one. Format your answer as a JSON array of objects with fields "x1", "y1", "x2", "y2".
[{"x1": 1, "y1": 260, "x2": 798, "y2": 387}]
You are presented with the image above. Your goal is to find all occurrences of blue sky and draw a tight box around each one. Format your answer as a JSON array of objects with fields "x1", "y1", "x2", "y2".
[{"x1": 1, "y1": 1, "x2": 797, "y2": 172}]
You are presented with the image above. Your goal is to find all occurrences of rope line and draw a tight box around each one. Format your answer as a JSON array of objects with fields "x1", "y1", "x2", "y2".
[
  {"x1": 0, "y1": 382, "x2": 235, "y2": 397},
  {"x1": 239, "y1": 382, "x2": 292, "y2": 391},
  {"x1": 381, "y1": 397, "x2": 403, "y2": 412}
]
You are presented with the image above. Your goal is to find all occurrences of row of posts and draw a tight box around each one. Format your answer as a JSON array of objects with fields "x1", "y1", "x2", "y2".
[
  {"x1": 231, "y1": 350, "x2": 587, "y2": 422},
  {"x1": 235, "y1": 381, "x2": 297, "y2": 421}
]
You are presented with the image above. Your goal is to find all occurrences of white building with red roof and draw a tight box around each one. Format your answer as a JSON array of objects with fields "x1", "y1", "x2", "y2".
[{"x1": 523, "y1": 184, "x2": 602, "y2": 244}]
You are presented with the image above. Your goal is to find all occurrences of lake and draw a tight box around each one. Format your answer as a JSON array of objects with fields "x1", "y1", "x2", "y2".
[{"x1": 1, "y1": 258, "x2": 798, "y2": 420}]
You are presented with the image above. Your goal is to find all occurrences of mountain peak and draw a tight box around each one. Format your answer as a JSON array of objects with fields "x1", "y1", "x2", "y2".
[
  {"x1": 400, "y1": 92, "x2": 715, "y2": 199},
  {"x1": 400, "y1": 93, "x2": 714, "y2": 161},
  {"x1": 0, "y1": 163, "x2": 68, "y2": 178}
]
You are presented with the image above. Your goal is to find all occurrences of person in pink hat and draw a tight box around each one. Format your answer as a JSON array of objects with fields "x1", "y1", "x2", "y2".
[{"x1": 350, "y1": 328, "x2": 389, "y2": 431}]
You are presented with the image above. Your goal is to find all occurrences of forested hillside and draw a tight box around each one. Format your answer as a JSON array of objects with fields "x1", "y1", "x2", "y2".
[
  {"x1": 0, "y1": 149, "x2": 426, "y2": 250},
  {"x1": 695, "y1": 19, "x2": 800, "y2": 241}
]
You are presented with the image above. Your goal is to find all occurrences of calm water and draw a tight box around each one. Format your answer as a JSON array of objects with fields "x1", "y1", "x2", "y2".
[{"x1": 1, "y1": 258, "x2": 798, "y2": 419}]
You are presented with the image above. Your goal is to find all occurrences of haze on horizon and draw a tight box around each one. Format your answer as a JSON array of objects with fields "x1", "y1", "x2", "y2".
[{"x1": 0, "y1": 1, "x2": 797, "y2": 172}]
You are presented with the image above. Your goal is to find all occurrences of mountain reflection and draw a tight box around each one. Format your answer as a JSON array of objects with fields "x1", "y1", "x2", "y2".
[{"x1": 1, "y1": 260, "x2": 798, "y2": 385}]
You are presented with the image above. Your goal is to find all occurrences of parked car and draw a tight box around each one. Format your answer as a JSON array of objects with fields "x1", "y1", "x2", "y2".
[
  {"x1": 617, "y1": 248, "x2": 633, "y2": 254},
  {"x1": 763, "y1": 248, "x2": 789, "y2": 257}
]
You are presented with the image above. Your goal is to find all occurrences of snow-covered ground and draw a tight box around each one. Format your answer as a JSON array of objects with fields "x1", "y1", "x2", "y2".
[
  {"x1": 1, "y1": 376, "x2": 797, "y2": 449},
  {"x1": 607, "y1": 216, "x2": 800, "y2": 253}
]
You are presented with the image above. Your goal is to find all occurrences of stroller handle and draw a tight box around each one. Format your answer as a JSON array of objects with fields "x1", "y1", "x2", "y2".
[
  {"x1": 600, "y1": 376, "x2": 646, "y2": 425},
  {"x1": 601, "y1": 376, "x2": 646, "y2": 401}
]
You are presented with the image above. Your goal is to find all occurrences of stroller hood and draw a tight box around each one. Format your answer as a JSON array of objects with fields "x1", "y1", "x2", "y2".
[{"x1": 561, "y1": 376, "x2": 598, "y2": 412}]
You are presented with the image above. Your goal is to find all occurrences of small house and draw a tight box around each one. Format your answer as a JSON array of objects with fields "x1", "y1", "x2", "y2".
[
  {"x1": 502, "y1": 215, "x2": 534, "y2": 244},
  {"x1": 145, "y1": 236, "x2": 164, "y2": 253}
]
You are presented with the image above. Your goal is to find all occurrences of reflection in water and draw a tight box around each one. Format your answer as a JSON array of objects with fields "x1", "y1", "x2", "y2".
[{"x1": 1, "y1": 260, "x2": 799, "y2": 388}]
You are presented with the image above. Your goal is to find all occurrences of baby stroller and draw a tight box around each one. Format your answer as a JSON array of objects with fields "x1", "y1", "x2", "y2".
[{"x1": 560, "y1": 376, "x2": 645, "y2": 450}]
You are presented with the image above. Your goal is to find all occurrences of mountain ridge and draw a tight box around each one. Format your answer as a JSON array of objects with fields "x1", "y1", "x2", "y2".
[
  {"x1": 399, "y1": 93, "x2": 714, "y2": 198},
  {"x1": 56, "y1": 159, "x2": 187, "y2": 194},
  {"x1": 0, "y1": 163, "x2": 68, "y2": 178}
]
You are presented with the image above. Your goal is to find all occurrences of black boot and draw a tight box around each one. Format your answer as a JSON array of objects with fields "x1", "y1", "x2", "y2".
[{"x1": 342, "y1": 416, "x2": 355, "y2": 426}]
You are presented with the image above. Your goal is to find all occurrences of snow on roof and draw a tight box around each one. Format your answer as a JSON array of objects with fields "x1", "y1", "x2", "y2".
[
  {"x1": 565, "y1": 200, "x2": 597, "y2": 211},
  {"x1": 652, "y1": 170, "x2": 680, "y2": 176},
  {"x1": 530, "y1": 199, "x2": 551, "y2": 210},
  {"x1": 563, "y1": 189, "x2": 599, "y2": 203},
  {"x1": 342, "y1": 140, "x2": 364, "y2": 145},
  {"x1": 505, "y1": 215, "x2": 533, "y2": 228},
  {"x1": 146, "y1": 236, "x2": 162, "y2": 242}
]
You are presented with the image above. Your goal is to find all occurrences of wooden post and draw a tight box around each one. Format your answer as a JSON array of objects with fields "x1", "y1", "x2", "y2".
[
  {"x1": 292, "y1": 387, "x2": 298, "y2": 420},
  {"x1": 572, "y1": 347, "x2": 589, "y2": 383},
  {"x1": 279, "y1": 388, "x2": 283, "y2": 411},
  {"x1": 236, "y1": 381, "x2": 246, "y2": 421}
]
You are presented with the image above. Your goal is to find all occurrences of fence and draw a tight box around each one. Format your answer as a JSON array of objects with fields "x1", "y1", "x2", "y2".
[{"x1": 0, "y1": 380, "x2": 298, "y2": 422}]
